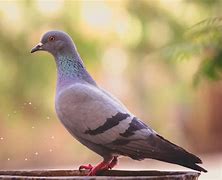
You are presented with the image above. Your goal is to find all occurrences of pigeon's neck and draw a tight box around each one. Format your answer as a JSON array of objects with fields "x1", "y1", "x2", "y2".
[{"x1": 55, "y1": 52, "x2": 96, "y2": 90}]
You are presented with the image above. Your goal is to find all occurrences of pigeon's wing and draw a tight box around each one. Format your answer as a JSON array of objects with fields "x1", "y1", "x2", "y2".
[
  {"x1": 56, "y1": 83, "x2": 152, "y2": 145},
  {"x1": 56, "y1": 83, "x2": 207, "y2": 172}
]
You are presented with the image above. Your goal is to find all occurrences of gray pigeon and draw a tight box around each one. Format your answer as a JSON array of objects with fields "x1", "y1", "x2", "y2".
[{"x1": 31, "y1": 30, "x2": 207, "y2": 175}]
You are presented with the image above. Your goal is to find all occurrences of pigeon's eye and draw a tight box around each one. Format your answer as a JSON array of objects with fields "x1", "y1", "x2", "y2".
[{"x1": 48, "y1": 36, "x2": 55, "y2": 42}]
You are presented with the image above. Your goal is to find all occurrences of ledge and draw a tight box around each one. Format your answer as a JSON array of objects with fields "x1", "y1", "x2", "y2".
[{"x1": 0, "y1": 169, "x2": 200, "y2": 180}]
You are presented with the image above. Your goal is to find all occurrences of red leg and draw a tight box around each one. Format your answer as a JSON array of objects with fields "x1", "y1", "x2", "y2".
[{"x1": 87, "y1": 161, "x2": 110, "y2": 176}]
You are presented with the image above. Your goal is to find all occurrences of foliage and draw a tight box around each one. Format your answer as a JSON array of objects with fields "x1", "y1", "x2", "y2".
[{"x1": 167, "y1": 17, "x2": 222, "y2": 85}]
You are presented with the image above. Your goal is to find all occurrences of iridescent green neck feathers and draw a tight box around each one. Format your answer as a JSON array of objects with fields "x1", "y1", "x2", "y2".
[{"x1": 55, "y1": 53, "x2": 96, "y2": 87}]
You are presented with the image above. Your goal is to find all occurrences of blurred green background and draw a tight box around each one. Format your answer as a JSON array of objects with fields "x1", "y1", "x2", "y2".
[{"x1": 0, "y1": 0, "x2": 222, "y2": 179}]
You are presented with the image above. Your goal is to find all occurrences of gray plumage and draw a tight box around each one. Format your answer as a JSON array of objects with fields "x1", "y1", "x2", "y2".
[{"x1": 31, "y1": 30, "x2": 207, "y2": 173}]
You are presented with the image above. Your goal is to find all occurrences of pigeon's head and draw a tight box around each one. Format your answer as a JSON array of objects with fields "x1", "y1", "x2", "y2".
[{"x1": 31, "y1": 30, "x2": 75, "y2": 55}]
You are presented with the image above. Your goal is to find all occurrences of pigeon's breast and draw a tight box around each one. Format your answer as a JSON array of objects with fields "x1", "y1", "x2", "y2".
[{"x1": 55, "y1": 84, "x2": 91, "y2": 134}]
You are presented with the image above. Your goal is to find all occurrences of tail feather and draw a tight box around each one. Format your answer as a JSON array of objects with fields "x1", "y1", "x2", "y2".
[{"x1": 152, "y1": 134, "x2": 207, "y2": 172}]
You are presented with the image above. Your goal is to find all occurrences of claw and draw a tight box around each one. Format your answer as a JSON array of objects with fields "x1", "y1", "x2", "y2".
[{"x1": 79, "y1": 164, "x2": 93, "y2": 171}]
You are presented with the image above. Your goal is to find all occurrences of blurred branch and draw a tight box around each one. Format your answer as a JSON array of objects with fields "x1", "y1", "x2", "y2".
[{"x1": 156, "y1": 17, "x2": 222, "y2": 86}]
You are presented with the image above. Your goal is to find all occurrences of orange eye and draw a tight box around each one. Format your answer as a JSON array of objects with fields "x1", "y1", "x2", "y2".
[{"x1": 48, "y1": 36, "x2": 55, "y2": 41}]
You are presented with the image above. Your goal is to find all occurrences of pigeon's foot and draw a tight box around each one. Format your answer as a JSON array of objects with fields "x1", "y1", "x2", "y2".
[
  {"x1": 87, "y1": 161, "x2": 109, "y2": 176},
  {"x1": 79, "y1": 156, "x2": 118, "y2": 176}
]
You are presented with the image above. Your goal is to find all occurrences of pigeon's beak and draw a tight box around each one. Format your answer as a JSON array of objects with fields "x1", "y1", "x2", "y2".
[{"x1": 31, "y1": 42, "x2": 43, "y2": 53}]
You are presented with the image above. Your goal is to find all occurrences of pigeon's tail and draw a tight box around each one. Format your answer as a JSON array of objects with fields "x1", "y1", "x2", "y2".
[
  {"x1": 115, "y1": 133, "x2": 207, "y2": 172},
  {"x1": 147, "y1": 134, "x2": 208, "y2": 173}
]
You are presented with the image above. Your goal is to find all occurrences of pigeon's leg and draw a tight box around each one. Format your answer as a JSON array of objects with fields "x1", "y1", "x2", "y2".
[
  {"x1": 87, "y1": 161, "x2": 110, "y2": 176},
  {"x1": 87, "y1": 156, "x2": 118, "y2": 176},
  {"x1": 108, "y1": 156, "x2": 118, "y2": 169},
  {"x1": 84, "y1": 156, "x2": 112, "y2": 176}
]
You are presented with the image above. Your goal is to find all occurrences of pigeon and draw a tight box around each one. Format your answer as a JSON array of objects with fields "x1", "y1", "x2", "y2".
[{"x1": 31, "y1": 30, "x2": 207, "y2": 175}]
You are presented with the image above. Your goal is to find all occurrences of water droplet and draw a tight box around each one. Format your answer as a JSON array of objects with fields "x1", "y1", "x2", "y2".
[
  {"x1": 46, "y1": 116, "x2": 50, "y2": 120},
  {"x1": 34, "y1": 152, "x2": 39, "y2": 156},
  {"x1": 31, "y1": 126, "x2": 35, "y2": 129},
  {"x1": 51, "y1": 136, "x2": 55, "y2": 139},
  {"x1": 49, "y1": 149, "x2": 53, "y2": 152},
  {"x1": 0, "y1": 137, "x2": 4, "y2": 140},
  {"x1": 25, "y1": 158, "x2": 28, "y2": 161},
  {"x1": 29, "y1": 102, "x2": 32, "y2": 105},
  {"x1": 7, "y1": 158, "x2": 10, "y2": 161}
]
